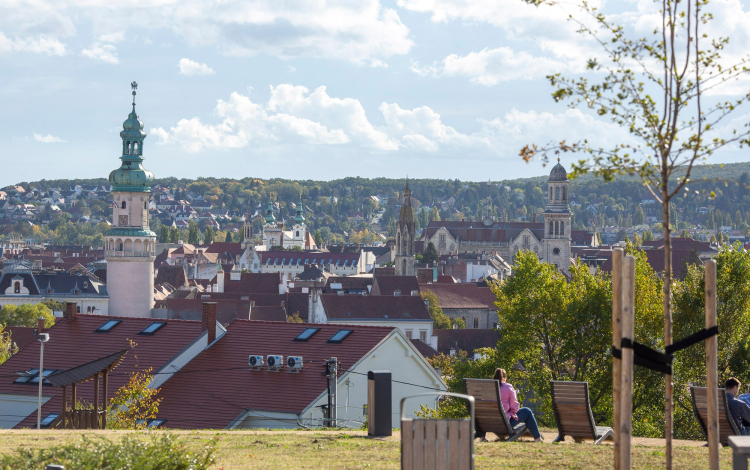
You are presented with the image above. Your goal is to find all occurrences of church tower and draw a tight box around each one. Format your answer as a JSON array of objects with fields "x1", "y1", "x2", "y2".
[
  {"x1": 395, "y1": 179, "x2": 416, "y2": 276},
  {"x1": 542, "y1": 159, "x2": 572, "y2": 272},
  {"x1": 291, "y1": 195, "x2": 309, "y2": 248},
  {"x1": 105, "y1": 82, "x2": 156, "y2": 317},
  {"x1": 241, "y1": 199, "x2": 254, "y2": 250},
  {"x1": 262, "y1": 202, "x2": 283, "y2": 248}
]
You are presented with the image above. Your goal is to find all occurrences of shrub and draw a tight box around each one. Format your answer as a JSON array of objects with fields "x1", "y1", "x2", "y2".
[{"x1": 0, "y1": 433, "x2": 216, "y2": 470}]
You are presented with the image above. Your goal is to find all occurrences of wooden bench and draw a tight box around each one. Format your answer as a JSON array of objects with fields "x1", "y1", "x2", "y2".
[
  {"x1": 691, "y1": 386, "x2": 741, "y2": 446},
  {"x1": 400, "y1": 392, "x2": 475, "y2": 470},
  {"x1": 550, "y1": 381, "x2": 613, "y2": 444},
  {"x1": 463, "y1": 378, "x2": 528, "y2": 442},
  {"x1": 728, "y1": 436, "x2": 750, "y2": 470}
]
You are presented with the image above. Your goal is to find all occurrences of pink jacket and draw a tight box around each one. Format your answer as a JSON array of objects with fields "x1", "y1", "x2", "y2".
[{"x1": 499, "y1": 382, "x2": 520, "y2": 420}]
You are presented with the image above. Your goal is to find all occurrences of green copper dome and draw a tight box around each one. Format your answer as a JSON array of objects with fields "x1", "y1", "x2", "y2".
[
  {"x1": 109, "y1": 83, "x2": 154, "y2": 193},
  {"x1": 293, "y1": 196, "x2": 305, "y2": 225},
  {"x1": 264, "y1": 202, "x2": 276, "y2": 224}
]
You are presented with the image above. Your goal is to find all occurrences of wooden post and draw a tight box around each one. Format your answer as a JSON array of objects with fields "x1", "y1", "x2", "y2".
[
  {"x1": 705, "y1": 260, "x2": 719, "y2": 470},
  {"x1": 620, "y1": 255, "x2": 636, "y2": 470},
  {"x1": 93, "y1": 373, "x2": 100, "y2": 429},
  {"x1": 612, "y1": 248, "x2": 623, "y2": 470},
  {"x1": 102, "y1": 371, "x2": 108, "y2": 429},
  {"x1": 61, "y1": 385, "x2": 67, "y2": 429}
]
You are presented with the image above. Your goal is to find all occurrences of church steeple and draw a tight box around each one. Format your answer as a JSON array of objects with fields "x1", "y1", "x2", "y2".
[
  {"x1": 109, "y1": 81, "x2": 154, "y2": 192},
  {"x1": 395, "y1": 178, "x2": 416, "y2": 276},
  {"x1": 293, "y1": 195, "x2": 305, "y2": 225}
]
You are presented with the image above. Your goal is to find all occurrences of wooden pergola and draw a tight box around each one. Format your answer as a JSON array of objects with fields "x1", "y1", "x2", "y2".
[{"x1": 47, "y1": 349, "x2": 129, "y2": 429}]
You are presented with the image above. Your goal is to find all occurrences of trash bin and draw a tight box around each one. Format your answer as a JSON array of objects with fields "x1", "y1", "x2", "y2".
[{"x1": 367, "y1": 370, "x2": 392, "y2": 437}]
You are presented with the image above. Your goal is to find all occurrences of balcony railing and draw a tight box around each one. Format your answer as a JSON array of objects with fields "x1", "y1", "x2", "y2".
[{"x1": 105, "y1": 250, "x2": 154, "y2": 258}]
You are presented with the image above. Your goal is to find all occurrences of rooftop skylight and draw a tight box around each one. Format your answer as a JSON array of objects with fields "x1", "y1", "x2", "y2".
[
  {"x1": 139, "y1": 322, "x2": 166, "y2": 335},
  {"x1": 328, "y1": 329, "x2": 353, "y2": 343},
  {"x1": 96, "y1": 320, "x2": 121, "y2": 332},
  {"x1": 294, "y1": 328, "x2": 320, "y2": 341}
]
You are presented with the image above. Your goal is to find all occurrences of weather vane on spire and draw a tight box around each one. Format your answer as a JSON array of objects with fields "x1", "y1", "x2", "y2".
[{"x1": 131, "y1": 81, "x2": 138, "y2": 107}]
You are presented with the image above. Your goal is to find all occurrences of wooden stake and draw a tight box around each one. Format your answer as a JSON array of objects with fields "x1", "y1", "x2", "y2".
[
  {"x1": 102, "y1": 371, "x2": 108, "y2": 429},
  {"x1": 612, "y1": 248, "x2": 624, "y2": 470},
  {"x1": 93, "y1": 373, "x2": 100, "y2": 429},
  {"x1": 620, "y1": 255, "x2": 635, "y2": 470},
  {"x1": 61, "y1": 385, "x2": 67, "y2": 429},
  {"x1": 705, "y1": 260, "x2": 719, "y2": 470}
]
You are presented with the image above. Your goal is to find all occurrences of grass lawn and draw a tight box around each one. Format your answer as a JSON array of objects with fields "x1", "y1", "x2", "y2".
[{"x1": 0, "y1": 429, "x2": 735, "y2": 469}]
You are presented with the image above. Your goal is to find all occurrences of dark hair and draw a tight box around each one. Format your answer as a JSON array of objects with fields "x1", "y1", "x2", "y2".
[
  {"x1": 492, "y1": 368, "x2": 507, "y2": 382},
  {"x1": 726, "y1": 377, "x2": 741, "y2": 390}
]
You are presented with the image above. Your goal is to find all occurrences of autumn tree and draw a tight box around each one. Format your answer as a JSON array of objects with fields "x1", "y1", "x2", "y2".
[
  {"x1": 420, "y1": 289, "x2": 453, "y2": 330},
  {"x1": 0, "y1": 326, "x2": 18, "y2": 366},
  {"x1": 519, "y1": 0, "x2": 750, "y2": 460},
  {"x1": 107, "y1": 368, "x2": 162, "y2": 430},
  {"x1": 0, "y1": 304, "x2": 55, "y2": 328}
]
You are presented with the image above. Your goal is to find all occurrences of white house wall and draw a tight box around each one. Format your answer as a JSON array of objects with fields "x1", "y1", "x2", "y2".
[{"x1": 0, "y1": 393, "x2": 52, "y2": 429}]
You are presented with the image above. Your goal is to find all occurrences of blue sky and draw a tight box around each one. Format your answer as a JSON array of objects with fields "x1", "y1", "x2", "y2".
[{"x1": 2, "y1": 0, "x2": 750, "y2": 187}]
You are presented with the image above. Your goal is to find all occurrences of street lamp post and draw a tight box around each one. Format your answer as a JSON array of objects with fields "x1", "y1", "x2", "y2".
[{"x1": 37, "y1": 332, "x2": 49, "y2": 430}]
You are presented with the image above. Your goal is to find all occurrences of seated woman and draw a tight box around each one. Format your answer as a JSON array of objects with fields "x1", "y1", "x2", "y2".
[{"x1": 477, "y1": 368, "x2": 543, "y2": 443}]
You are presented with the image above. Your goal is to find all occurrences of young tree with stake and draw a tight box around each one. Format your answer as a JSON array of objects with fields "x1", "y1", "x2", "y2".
[{"x1": 519, "y1": 0, "x2": 750, "y2": 466}]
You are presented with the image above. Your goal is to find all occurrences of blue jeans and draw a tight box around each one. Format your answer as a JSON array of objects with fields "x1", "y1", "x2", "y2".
[{"x1": 509, "y1": 407, "x2": 541, "y2": 439}]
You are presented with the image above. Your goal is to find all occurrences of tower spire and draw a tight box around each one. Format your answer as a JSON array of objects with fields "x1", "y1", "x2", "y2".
[{"x1": 131, "y1": 81, "x2": 138, "y2": 111}]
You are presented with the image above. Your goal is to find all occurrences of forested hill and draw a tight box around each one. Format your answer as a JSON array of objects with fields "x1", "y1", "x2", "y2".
[{"x1": 11, "y1": 161, "x2": 750, "y2": 244}]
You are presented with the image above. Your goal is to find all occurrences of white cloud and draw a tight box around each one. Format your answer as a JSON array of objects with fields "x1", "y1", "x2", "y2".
[
  {"x1": 33, "y1": 133, "x2": 66, "y2": 143},
  {"x1": 152, "y1": 84, "x2": 631, "y2": 161},
  {"x1": 178, "y1": 58, "x2": 216, "y2": 76},
  {"x1": 413, "y1": 47, "x2": 570, "y2": 85},
  {"x1": 0, "y1": 32, "x2": 66, "y2": 55},
  {"x1": 81, "y1": 43, "x2": 118, "y2": 64},
  {"x1": 1, "y1": 0, "x2": 412, "y2": 66}
]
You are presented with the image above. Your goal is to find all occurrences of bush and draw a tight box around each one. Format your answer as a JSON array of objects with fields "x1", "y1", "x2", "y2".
[{"x1": 0, "y1": 433, "x2": 216, "y2": 470}]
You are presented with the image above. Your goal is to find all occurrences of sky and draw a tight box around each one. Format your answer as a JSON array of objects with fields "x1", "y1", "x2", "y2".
[{"x1": 2, "y1": 0, "x2": 750, "y2": 187}]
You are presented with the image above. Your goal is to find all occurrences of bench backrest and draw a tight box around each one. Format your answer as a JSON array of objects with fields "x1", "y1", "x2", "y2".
[
  {"x1": 463, "y1": 378, "x2": 514, "y2": 437},
  {"x1": 550, "y1": 381, "x2": 597, "y2": 439},
  {"x1": 691, "y1": 386, "x2": 740, "y2": 445},
  {"x1": 402, "y1": 418, "x2": 472, "y2": 470}
]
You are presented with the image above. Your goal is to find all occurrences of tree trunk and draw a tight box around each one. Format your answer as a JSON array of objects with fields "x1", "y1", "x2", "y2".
[{"x1": 662, "y1": 191, "x2": 673, "y2": 470}]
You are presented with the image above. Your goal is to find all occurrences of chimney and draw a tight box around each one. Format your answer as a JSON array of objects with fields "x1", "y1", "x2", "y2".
[
  {"x1": 202, "y1": 302, "x2": 217, "y2": 344},
  {"x1": 217, "y1": 269, "x2": 225, "y2": 293},
  {"x1": 64, "y1": 301, "x2": 77, "y2": 321},
  {"x1": 37, "y1": 317, "x2": 45, "y2": 335},
  {"x1": 532, "y1": 213, "x2": 537, "y2": 223}
]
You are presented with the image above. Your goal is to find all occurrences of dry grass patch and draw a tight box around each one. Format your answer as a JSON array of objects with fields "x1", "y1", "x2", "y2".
[{"x1": 0, "y1": 429, "x2": 735, "y2": 469}]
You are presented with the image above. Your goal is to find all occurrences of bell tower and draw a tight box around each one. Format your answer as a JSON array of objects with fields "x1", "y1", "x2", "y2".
[
  {"x1": 105, "y1": 82, "x2": 156, "y2": 317},
  {"x1": 395, "y1": 178, "x2": 416, "y2": 276},
  {"x1": 242, "y1": 199, "x2": 254, "y2": 250},
  {"x1": 542, "y1": 159, "x2": 572, "y2": 272}
]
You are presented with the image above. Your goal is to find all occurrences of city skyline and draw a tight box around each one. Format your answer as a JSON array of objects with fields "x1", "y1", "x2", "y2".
[{"x1": 3, "y1": 0, "x2": 750, "y2": 187}]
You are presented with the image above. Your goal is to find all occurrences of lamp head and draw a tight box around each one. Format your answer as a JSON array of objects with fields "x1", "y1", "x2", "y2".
[{"x1": 38, "y1": 333, "x2": 49, "y2": 343}]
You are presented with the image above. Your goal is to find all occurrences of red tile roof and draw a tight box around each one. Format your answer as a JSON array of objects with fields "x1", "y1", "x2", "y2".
[
  {"x1": 321, "y1": 294, "x2": 431, "y2": 321},
  {"x1": 419, "y1": 283, "x2": 493, "y2": 310},
  {"x1": 434, "y1": 329, "x2": 501, "y2": 355},
  {"x1": 0, "y1": 315, "x2": 204, "y2": 429},
  {"x1": 167, "y1": 298, "x2": 251, "y2": 324},
  {"x1": 371, "y1": 276, "x2": 420, "y2": 296},
  {"x1": 5, "y1": 326, "x2": 36, "y2": 351},
  {"x1": 250, "y1": 306, "x2": 286, "y2": 322},
  {"x1": 155, "y1": 320, "x2": 396, "y2": 429},
  {"x1": 221, "y1": 272, "x2": 280, "y2": 295}
]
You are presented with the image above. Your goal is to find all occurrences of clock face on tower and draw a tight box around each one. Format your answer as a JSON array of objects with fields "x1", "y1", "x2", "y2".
[{"x1": 119, "y1": 215, "x2": 129, "y2": 226}]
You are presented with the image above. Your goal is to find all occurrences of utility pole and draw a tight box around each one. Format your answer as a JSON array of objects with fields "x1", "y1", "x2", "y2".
[
  {"x1": 329, "y1": 357, "x2": 338, "y2": 428},
  {"x1": 37, "y1": 332, "x2": 50, "y2": 429}
]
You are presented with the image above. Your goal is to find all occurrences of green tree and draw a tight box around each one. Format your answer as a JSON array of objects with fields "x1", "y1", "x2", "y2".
[
  {"x1": 635, "y1": 205, "x2": 645, "y2": 226},
  {"x1": 0, "y1": 326, "x2": 18, "y2": 366},
  {"x1": 519, "y1": 0, "x2": 750, "y2": 455},
  {"x1": 225, "y1": 231, "x2": 233, "y2": 243},
  {"x1": 0, "y1": 304, "x2": 55, "y2": 328},
  {"x1": 187, "y1": 222, "x2": 199, "y2": 245},
  {"x1": 420, "y1": 289, "x2": 452, "y2": 330},
  {"x1": 169, "y1": 227, "x2": 179, "y2": 244},
  {"x1": 107, "y1": 368, "x2": 162, "y2": 430},
  {"x1": 159, "y1": 226, "x2": 169, "y2": 243},
  {"x1": 314, "y1": 230, "x2": 323, "y2": 248},
  {"x1": 422, "y1": 242, "x2": 439, "y2": 264},
  {"x1": 642, "y1": 231, "x2": 654, "y2": 242},
  {"x1": 203, "y1": 226, "x2": 215, "y2": 245}
]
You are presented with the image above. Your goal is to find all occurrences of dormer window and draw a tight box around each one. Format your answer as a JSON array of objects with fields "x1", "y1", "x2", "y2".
[{"x1": 14, "y1": 281, "x2": 20, "y2": 294}]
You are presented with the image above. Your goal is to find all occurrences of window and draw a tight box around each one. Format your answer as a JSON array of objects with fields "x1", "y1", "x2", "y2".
[
  {"x1": 419, "y1": 330, "x2": 427, "y2": 342},
  {"x1": 96, "y1": 320, "x2": 121, "y2": 332},
  {"x1": 14, "y1": 281, "x2": 20, "y2": 294},
  {"x1": 144, "y1": 200, "x2": 148, "y2": 209},
  {"x1": 140, "y1": 322, "x2": 166, "y2": 335},
  {"x1": 405, "y1": 329, "x2": 413, "y2": 339},
  {"x1": 76, "y1": 305, "x2": 81, "y2": 313},
  {"x1": 29, "y1": 369, "x2": 56, "y2": 384},
  {"x1": 328, "y1": 329, "x2": 353, "y2": 343},
  {"x1": 555, "y1": 187, "x2": 560, "y2": 200},
  {"x1": 40, "y1": 413, "x2": 60, "y2": 428},
  {"x1": 560, "y1": 222, "x2": 564, "y2": 235},
  {"x1": 294, "y1": 328, "x2": 320, "y2": 341},
  {"x1": 553, "y1": 247, "x2": 561, "y2": 256},
  {"x1": 14, "y1": 368, "x2": 39, "y2": 383},
  {"x1": 473, "y1": 317, "x2": 479, "y2": 329},
  {"x1": 121, "y1": 201, "x2": 126, "y2": 209},
  {"x1": 549, "y1": 221, "x2": 554, "y2": 236}
]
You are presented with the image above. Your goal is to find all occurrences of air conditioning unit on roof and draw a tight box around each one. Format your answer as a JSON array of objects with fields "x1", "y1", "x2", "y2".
[
  {"x1": 266, "y1": 355, "x2": 284, "y2": 371},
  {"x1": 287, "y1": 356, "x2": 303, "y2": 372},
  {"x1": 249, "y1": 355, "x2": 264, "y2": 370}
]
